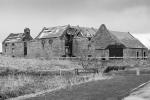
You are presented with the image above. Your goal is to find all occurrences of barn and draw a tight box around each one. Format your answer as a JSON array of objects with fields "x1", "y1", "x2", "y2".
[{"x1": 92, "y1": 24, "x2": 148, "y2": 59}]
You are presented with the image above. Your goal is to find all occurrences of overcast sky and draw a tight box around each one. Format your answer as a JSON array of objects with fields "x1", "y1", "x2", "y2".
[{"x1": 0, "y1": 0, "x2": 150, "y2": 51}]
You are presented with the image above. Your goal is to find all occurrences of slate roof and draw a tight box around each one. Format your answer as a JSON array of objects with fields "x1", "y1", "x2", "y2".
[
  {"x1": 93, "y1": 24, "x2": 147, "y2": 49},
  {"x1": 35, "y1": 25, "x2": 97, "y2": 39},
  {"x1": 3, "y1": 33, "x2": 24, "y2": 43},
  {"x1": 110, "y1": 31, "x2": 146, "y2": 48},
  {"x1": 36, "y1": 25, "x2": 68, "y2": 39},
  {"x1": 3, "y1": 28, "x2": 33, "y2": 43}
]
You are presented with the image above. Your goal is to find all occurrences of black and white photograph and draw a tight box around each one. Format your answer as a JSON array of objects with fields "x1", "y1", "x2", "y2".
[{"x1": 0, "y1": 0, "x2": 150, "y2": 100}]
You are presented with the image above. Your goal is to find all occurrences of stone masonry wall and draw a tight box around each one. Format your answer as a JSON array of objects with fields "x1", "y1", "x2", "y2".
[
  {"x1": 73, "y1": 37, "x2": 90, "y2": 57},
  {"x1": 123, "y1": 48, "x2": 148, "y2": 58},
  {"x1": 27, "y1": 38, "x2": 65, "y2": 58},
  {"x1": 3, "y1": 42, "x2": 24, "y2": 57}
]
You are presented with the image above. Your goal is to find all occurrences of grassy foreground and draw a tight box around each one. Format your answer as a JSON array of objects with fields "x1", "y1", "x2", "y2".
[
  {"x1": 0, "y1": 73, "x2": 109, "y2": 99},
  {"x1": 0, "y1": 56, "x2": 110, "y2": 99},
  {"x1": 25, "y1": 74, "x2": 150, "y2": 100}
]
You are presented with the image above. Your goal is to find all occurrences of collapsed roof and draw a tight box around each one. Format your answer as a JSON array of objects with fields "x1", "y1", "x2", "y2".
[
  {"x1": 35, "y1": 25, "x2": 97, "y2": 39},
  {"x1": 3, "y1": 25, "x2": 147, "y2": 49},
  {"x1": 3, "y1": 28, "x2": 33, "y2": 43},
  {"x1": 3, "y1": 33, "x2": 24, "y2": 43}
]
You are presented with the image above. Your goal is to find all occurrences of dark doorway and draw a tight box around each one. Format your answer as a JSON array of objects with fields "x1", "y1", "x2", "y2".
[
  {"x1": 109, "y1": 48, "x2": 123, "y2": 57},
  {"x1": 107, "y1": 44, "x2": 124, "y2": 58},
  {"x1": 24, "y1": 42, "x2": 27, "y2": 56},
  {"x1": 64, "y1": 33, "x2": 74, "y2": 57}
]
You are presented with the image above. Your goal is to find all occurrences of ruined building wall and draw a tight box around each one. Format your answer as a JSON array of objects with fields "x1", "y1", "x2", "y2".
[
  {"x1": 27, "y1": 37, "x2": 91, "y2": 58},
  {"x1": 27, "y1": 38, "x2": 65, "y2": 58},
  {"x1": 123, "y1": 48, "x2": 148, "y2": 58},
  {"x1": 73, "y1": 37, "x2": 91, "y2": 57},
  {"x1": 3, "y1": 36, "x2": 148, "y2": 59},
  {"x1": 2, "y1": 42, "x2": 24, "y2": 57}
]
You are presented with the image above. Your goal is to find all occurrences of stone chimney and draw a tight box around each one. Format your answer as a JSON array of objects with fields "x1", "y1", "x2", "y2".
[
  {"x1": 24, "y1": 28, "x2": 30, "y2": 35},
  {"x1": 23, "y1": 28, "x2": 32, "y2": 41}
]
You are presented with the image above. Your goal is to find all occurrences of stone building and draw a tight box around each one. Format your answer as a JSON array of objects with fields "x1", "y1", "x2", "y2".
[
  {"x1": 2, "y1": 28, "x2": 33, "y2": 57},
  {"x1": 26, "y1": 25, "x2": 96, "y2": 58},
  {"x1": 2, "y1": 24, "x2": 148, "y2": 59},
  {"x1": 91, "y1": 24, "x2": 148, "y2": 59}
]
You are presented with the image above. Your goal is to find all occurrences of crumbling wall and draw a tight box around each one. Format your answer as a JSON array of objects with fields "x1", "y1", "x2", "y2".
[
  {"x1": 52, "y1": 38, "x2": 65, "y2": 57},
  {"x1": 3, "y1": 42, "x2": 24, "y2": 57},
  {"x1": 27, "y1": 38, "x2": 65, "y2": 58},
  {"x1": 73, "y1": 37, "x2": 90, "y2": 57},
  {"x1": 27, "y1": 40, "x2": 44, "y2": 58}
]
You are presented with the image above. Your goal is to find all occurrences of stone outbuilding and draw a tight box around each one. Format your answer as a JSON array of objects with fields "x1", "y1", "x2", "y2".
[
  {"x1": 27, "y1": 25, "x2": 96, "y2": 58},
  {"x1": 92, "y1": 24, "x2": 148, "y2": 59}
]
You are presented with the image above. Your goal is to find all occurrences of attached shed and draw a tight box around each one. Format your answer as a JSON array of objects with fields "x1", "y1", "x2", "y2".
[{"x1": 92, "y1": 24, "x2": 148, "y2": 59}]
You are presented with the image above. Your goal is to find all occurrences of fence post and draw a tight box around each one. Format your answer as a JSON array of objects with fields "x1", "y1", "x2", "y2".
[{"x1": 136, "y1": 68, "x2": 140, "y2": 76}]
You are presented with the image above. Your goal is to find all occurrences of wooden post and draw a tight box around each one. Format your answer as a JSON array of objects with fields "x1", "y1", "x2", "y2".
[{"x1": 136, "y1": 68, "x2": 140, "y2": 76}]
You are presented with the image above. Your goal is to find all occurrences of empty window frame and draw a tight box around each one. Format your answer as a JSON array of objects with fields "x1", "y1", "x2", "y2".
[
  {"x1": 12, "y1": 43, "x2": 15, "y2": 46},
  {"x1": 5, "y1": 43, "x2": 7, "y2": 47},
  {"x1": 143, "y1": 51, "x2": 146, "y2": 59}
]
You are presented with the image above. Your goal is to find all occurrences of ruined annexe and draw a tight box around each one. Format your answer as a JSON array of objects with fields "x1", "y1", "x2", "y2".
[
  {"x1": 2, "y1": 28, "x2": 33, "y2": 57},
  {"x1": 2, "y1": 24, "x2": 148, "y2": 59}
]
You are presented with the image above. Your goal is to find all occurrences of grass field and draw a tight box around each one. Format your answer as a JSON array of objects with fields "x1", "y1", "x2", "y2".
[
  {"x1": 25, "y1": 74, "x2": 150, "y2": 100},
  {"x1": 0, "y1": 56, "x2": 110, "y2": 99},
  {"x1": 0, "y1": 56, "x2": 150, "y2": 100},
  {"x1": 0, "y1": 56, "x2": 81, "y2": 71}
]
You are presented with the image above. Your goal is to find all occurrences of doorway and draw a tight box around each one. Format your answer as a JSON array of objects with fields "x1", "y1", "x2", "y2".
[
  {"x1": 109, "y1": 48, "x2": 123, "y2": 57},
  {"x1": 64, "y1": 33, "x2": 74, "y2": 57},
  {"x1": 107, "y1": 44, "x2": 124, "y2": 58},
  {"x1": 24, "y1": 42, "x2": 27, "y2": 56}
]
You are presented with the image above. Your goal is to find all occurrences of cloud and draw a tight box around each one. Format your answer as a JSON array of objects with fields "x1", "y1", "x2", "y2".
[
  {"x1": 1, "y1": 0, "x2": 150, "y2": 14},
  {"x1": 132, "y1": 33, "x2": 150, "y2": 49},
  {"x1": 94, "y1": 0, "x2": 150, "y2": 11}
]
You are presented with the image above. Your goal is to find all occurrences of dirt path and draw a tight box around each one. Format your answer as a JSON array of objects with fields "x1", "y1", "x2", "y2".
[{"x1": 24, "y1": 75, "x2": 150, "y2": 100}]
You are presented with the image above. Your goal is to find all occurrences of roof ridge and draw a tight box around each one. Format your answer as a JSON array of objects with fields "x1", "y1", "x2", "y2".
[
  {"x1": 110, "y1": 30, "x2": 129, "y2": 33},
  {"x1": 46, "y1": 25, "x2": 69, "y2": 29}
]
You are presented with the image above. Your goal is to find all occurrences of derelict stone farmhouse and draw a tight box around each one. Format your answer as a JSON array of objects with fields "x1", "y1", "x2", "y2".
[{"x1": 2, "y1": 24, "x2": 148, "y2": 59}]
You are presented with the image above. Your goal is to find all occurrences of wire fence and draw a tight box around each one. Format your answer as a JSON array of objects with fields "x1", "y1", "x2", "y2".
[{"x1": 50, "y1": 56, "x2": 149, "y2": 60}]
